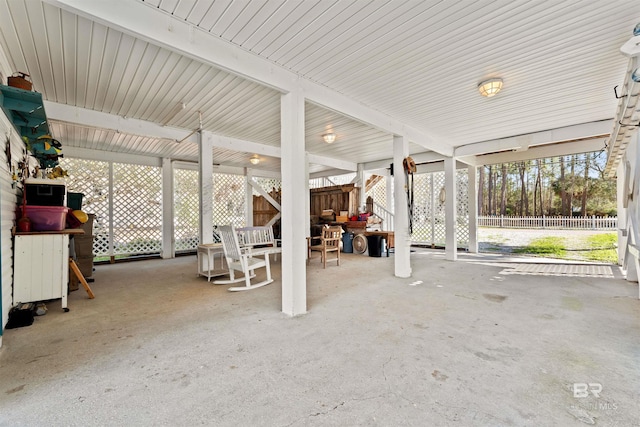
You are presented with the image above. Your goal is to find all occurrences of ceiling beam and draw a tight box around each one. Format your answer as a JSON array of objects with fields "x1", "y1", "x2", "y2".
[
  {"x1": 307, "y1": 153, "x2": 357, "y2": 172},
  {"x1": 454, "y1": 120, "x2": 611, "y2": 157},
  {"x1": 45, "y1": 100, "x2": 195, "y2": 142},
  {"x1": 204, "y1": 132, "x2": 280, "y2": 158},
  {"x1": 44, "y1": 0, "x2": 452, "y2": 157},
  {"x1": 362, "y1": 150, "x2": 447, "y2": 171},
  {"x1": 46, "y1": 101, "x2": 282, "y2": 157},
  {"x1": 472, "y1": 137, "x2": 607, "y2": 166}
]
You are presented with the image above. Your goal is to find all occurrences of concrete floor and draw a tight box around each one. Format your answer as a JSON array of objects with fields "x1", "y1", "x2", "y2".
[{"x1": 0, "y1": 249, "x2": 638, "y2": 426}]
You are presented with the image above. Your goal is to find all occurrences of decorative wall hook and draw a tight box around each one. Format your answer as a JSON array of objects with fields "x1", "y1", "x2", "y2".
[
  {"x1": 619, "y1": 119, "x2": 640, "y2": 127},
  {"x1": 614, "y1": 85, "x2": 626, "y2": 99}
]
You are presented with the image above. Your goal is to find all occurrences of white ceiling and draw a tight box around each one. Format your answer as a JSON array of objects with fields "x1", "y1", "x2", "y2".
[{"x1": 0, "y1": 0, "x2": 639, "y2": 175}]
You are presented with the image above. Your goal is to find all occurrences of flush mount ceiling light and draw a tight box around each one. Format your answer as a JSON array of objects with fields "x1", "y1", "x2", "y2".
[
  {"x1": 478, "y1": 78, "x2": 503, "y2": 97},
  {"x1": 249, "y1": 155, "x2": 260, "y2": 165},
  {"x1": 323, "y1": 133, "x2": 336, "y2": 144}
]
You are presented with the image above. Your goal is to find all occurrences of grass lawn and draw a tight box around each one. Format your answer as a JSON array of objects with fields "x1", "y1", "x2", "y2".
[
  {"x1": 511, "y1": 233, "x2": 617, "y2": 263},
  {"x1": 514, "y1": 236, "x2": 567, "y2": 258}
]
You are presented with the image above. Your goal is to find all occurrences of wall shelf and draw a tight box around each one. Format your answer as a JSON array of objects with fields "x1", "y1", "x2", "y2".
[{"x1": 0, "y1": 84, "x2": 50, "y2": 139}]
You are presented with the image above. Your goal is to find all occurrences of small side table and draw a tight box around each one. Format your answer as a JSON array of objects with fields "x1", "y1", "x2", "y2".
[{"x1": 197, "y1": 243, "x2": 227, "y2": 282}]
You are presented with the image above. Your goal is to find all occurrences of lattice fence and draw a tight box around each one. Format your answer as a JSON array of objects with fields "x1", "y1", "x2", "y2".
[
  {"x1": 252, "y1": 177, "x2": 281, "y2": 195},
  {"x1": 59, "y1": 158, "x2": 110, "y2": 256},
  {"x1": 410, "y1": 170, "x2": 469, "y2": 247},
  {"x1": 212, "y1": 173, "x2": 245, "y2": 228},
  {"x1": 456, "y1": 169, "x2": 470, "y2": 246},
  {"x1": 366, "y1": 175, "x2": 387, "y2": 209},
  {"x1": 174, "y1": 168, "x2": 199, "y2": 252},
  {"x1": 113, "y1": 163, "x2": 162, "y2": 255},
  {"x1": 328, "y1": 172, "x2": 356, "y2": 186}
]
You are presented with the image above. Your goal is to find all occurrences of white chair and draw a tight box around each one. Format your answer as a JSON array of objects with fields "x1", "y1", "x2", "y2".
[{"x1": 214, "y1": 225, "x2": 273, "y2": 291}]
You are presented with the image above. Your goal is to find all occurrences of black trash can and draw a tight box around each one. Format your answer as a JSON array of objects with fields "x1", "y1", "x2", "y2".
[
  {"x1": 367, "y1": 235, "x2": 383, "y2": 257},
  {"x1": 342, "y1": 232, "x2": 354, "y2": 253}
]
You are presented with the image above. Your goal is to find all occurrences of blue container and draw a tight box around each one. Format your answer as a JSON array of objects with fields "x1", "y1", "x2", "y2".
[{"x1": 342, "y1": 232, "x2": 354, "y2": 253}]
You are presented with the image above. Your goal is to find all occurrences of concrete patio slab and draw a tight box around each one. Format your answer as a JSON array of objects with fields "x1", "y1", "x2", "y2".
[{"x1": 0, "y1": 249, "x2": 637, "y2": 426}]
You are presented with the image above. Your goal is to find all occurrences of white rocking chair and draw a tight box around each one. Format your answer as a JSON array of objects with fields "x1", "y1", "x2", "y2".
[{"x1": 214, "y1": 225, "x2": 274, "y2": 291}]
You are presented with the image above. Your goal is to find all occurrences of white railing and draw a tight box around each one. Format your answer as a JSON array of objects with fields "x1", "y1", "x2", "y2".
[
  {"x1": 373, "y1": 201, "x2": 394, "y2": 231},
  {"x1": 478, "y1": 215, "x2": 618, "y2": 230}
]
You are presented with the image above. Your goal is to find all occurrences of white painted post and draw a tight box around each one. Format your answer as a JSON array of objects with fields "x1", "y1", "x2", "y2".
[
  {"x1": 199, "y1": 131, "x2": 214, "y2": 244},
  {"x1": 393, "y1": 135, "x2": 411, "y2": 278},
  {"x1": 430, "y1": 173, "x2": 435, "y2": 246},
  {"x1": 161, "y1": 158, "x2": 175, "y2": 259},
  {"x1": 281, "y1": 90, "x2": 307, "y2": 316},
  {"x1": 108, "y1": 161, "x2": 114, "y2": 258},
  {"x1": 357, "y1": 163, "x2": 366, "y2": 212},
  {"x1": 245, "y1": 168, "x2": 253, "y2": 227},
  {"x1": 467, "y1": 164, "x2": 478, "y2": 253},
  {"x1": 444, "y1": 157, "x2": 457, "y2": 261},
  {"x1": 386, "y1": 171, "x2": 393, "y2": 214}
]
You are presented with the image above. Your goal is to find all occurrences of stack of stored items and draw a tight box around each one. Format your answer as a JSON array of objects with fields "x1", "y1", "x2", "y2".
[{"x1": 22, "y1": 178, "x2": 68, "y2": 231}]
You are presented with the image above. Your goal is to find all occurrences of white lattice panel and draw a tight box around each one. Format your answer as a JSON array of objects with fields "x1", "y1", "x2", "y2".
[
  {"x1": 212, "y1": 173, "x2": 245, "y2": 228},
  {"x1": 174, "y1": 168, "x2": 199, "y2": 252},
  {"x1": 366, "y1": 176, "x2": 387, "y2": 209},
  {"x1": 410, "y1": 170, "x2": 469, "y2": 247},
  {"x1": 328, "y1": 172, "x2": 356, "y2": 186},
  {"x1": 456, "y1": 169, "x2": 470, "y2": 246},
  {"x1": 59, "y1": 158, "x2": 110, "y2": 255},
  {"x1": 252, "y1": 177, "x2": 281, "y2": 195},
  {"x1": 113, "y1": 163, "x2": 162, "y2": 255},
  {"x1": 411, "y1": 173, "x2": 434, "y2": 244}
]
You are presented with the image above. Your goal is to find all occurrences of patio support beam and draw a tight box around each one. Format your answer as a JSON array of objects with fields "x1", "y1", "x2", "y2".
[
  {"x1": 245, "y1": 169, "x2": 253, "y2": 227},
  {"x1": 280, "y1": 89, "x2": 307, "y2": 316},
  {"x1": 393, "y1": 135, "x2": 411, "y2": 278},
  {"x1": 444, "y1": 157, "x2": 458, "y2": 261},
  {"x1": 161, "y1": 158, "x2": 175, "y2": 258},
  {"x1": 467, "y1": 165, "x2": 478, "y2": 253},
  {"x1": 357, "y1": 163, "x2": 366, "y2": 212},
  {"x1": 199, "y1": 131, "x2": 214, "y2": 244},
  {"x1": 455, "y1": 120, "x2": 611, "y2": 158}
]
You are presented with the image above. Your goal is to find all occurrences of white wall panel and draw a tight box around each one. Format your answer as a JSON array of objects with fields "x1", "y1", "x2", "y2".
[{"x1": 0, "y1": 108, "x2": 23, "y2": 343}]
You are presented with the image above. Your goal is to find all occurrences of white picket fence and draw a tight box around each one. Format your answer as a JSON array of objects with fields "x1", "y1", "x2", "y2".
[{"x1": 479, "y1": 215, "x2": 617, "y2": 230}]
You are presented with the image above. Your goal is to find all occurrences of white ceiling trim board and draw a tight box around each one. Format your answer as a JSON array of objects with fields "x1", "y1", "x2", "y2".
[
  {"x1": 46, "y1": 101, "x2": 284, "y2": 159},
  {"x1": 454, "y1": 120, "x2": 612, "y2": 157},
  {"x1": 473, "y1": 138, "x2": 608, "y2": 166},
  {"x1": 45, "y1": 100, "x2": 196, "y2": 142},
  {"x1": 204, "y1": 131, "x2": 281, "y2": 158},
  {"x1": 43, "y1": 0, "x2": 452, "y2": 157},
  {"x1": 306, "y1": 153, "x2": 357, "y2": 172},
  {"x1": 63, "y1": 145, "x2": 162, "y2": 166}
]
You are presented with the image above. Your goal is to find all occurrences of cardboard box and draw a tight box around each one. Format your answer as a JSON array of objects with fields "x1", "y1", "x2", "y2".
[{"x1": 336, "y1": 216, "x2": 348, "y2": 223}]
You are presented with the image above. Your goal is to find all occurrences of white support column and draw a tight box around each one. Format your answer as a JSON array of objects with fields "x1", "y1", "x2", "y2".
[
  {"x1": 161, "y1": 158, "x2": 175, "y2": 259},
  {"x1": 305, "y1": 152, "x2": 311, "y2": 239},
  {"x1": 386, "y1": 171, "x2": 393, "y2": 213},
  {"x1": 281, "y1": 90, "x2": 307, "y2": 316},
  {"x1": 357, "y1": 163, "x2": 366, "y2": 212},
  {"x1": 245, "y1": 168, "x2": 253, "y2": 227},
  {"x1": 108, "y1": 161, "x2": 114, "y2": 257},
  {"x1": 199, "y1": 131, "x2": 214, "y2": 244},
  {"x1": 444, "y1": 157, "x2": 457, "y2": 261},
  {"x1": 393, "y1": 135, "x2": 411, "y2": 278},
  {"x1": 467, "y1": 164, "x2": 478, "y2": 253}
]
